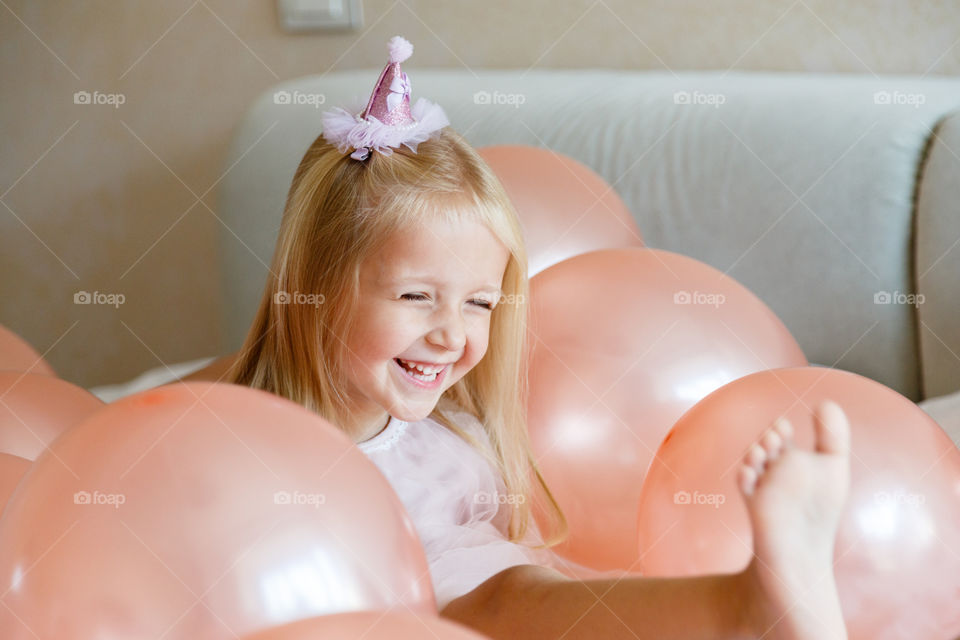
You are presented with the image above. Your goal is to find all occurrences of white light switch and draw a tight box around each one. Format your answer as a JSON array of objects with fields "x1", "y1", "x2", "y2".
[{"x1": 277, "y1": 0, "x2": 363, "y2": 32}]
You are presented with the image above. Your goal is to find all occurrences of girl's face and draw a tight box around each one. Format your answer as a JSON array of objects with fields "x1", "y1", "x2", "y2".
[{"x1": 343, "y1": 215, "x2": 511, "y2": 441}]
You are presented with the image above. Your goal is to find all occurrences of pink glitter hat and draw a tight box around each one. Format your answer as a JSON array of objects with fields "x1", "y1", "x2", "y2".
[{"x1": 321, "y1": 36, "x2": 450, "y2": 161}]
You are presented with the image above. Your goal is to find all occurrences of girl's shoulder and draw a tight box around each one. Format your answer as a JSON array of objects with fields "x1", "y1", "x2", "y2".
[
  {"x1": 438, "y1": 406, "x2": 482, "y2": 432},
  {"x1": 434, "y1": 405, "x2": 491, "y2": 448}
]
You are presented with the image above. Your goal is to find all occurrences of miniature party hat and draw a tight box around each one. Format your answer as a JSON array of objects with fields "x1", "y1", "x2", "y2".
[{"x1": 321, "y1": 36, "x2": 449, "y2": 161}]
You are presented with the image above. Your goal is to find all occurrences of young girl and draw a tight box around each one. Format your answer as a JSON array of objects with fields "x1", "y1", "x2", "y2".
[{"x1": 225, "y1": 36, "x2": 852, "y2": 639}]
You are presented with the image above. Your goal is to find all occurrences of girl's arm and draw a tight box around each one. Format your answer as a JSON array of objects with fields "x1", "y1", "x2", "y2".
[{"x1": 440, "y1": 563, "x2": 756, "y2": 640}]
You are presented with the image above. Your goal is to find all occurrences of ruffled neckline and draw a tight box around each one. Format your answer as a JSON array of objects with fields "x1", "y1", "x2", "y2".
[{"x1": 357, "y1": 414, "x2": 408, "y2": 453}]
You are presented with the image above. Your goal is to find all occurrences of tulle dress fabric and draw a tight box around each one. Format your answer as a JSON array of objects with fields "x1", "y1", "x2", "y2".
[{"x1": 356, "y1": 409, "x2": 619, "y2": 610}]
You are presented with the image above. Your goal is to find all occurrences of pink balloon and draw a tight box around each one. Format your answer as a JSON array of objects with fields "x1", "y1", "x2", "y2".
[
  {"x1": 0, "y1": 371, "x2": 104, "y2": 460},
  {"x1": 637, "y1": 366, "x2": 960, "y2": 640},
  {"x1": 239, "y1": 611, "x2": 489, "y2": 640},
  {"x1": 0, "y1": 453, "x2": 30, "y2": 513},
  {"x1": 0, "y1": 382, "x2": 435, "y2": 640},
  {"x1": 0, "y1": 325, "x2": 56, "y2": 377},
  {"x1": 526, "y1": 248, "x2": 807, "y2": 572},
  {"x1": 477, "y1": 145, "x2": 643, "y2": 276}
]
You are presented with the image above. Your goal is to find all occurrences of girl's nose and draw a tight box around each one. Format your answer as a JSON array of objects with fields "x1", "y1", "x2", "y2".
[{"x1": 426, "y1": 307, "x2": 467, "y2": 352}]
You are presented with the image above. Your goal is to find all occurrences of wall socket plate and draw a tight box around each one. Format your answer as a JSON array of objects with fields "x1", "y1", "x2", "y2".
[{"x1": 277, "y1": 0, "x2": 363, "y2": 32}]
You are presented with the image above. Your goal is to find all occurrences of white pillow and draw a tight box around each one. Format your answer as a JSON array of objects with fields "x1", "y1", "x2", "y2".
[
  {"x1": 88, "y1": 357, "x2": 217, "y2": 403},
  {"x1": 919, "y1": 390, "x2": 960, "y2": 450}
]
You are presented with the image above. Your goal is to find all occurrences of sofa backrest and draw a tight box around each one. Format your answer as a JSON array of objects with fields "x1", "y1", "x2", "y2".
[{"x1": 216, "y1": 70, "x2": 960, "y2": 401}]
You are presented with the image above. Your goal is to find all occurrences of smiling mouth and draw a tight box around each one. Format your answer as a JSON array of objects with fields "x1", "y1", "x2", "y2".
[{"x1": 394, "y1": 358, "x2": 446, "y2": 382}]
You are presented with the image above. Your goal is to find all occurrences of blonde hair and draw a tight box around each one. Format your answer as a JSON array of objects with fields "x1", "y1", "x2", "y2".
[{"x1": 230, "y1": 128, "x2": 568, "y2": 549}]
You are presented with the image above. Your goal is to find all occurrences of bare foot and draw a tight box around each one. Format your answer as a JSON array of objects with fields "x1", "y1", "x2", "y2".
[{"x1": 738, "y1": 400, "x2": 851, "y2": 640}]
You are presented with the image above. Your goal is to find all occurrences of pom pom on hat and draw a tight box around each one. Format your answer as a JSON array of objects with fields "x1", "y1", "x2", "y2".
[{"x1": 388, "y1": 36, "x2": 413, "y2": 63}]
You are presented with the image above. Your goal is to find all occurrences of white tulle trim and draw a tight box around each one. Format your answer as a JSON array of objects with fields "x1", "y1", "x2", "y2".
[{"x1": 321, "y1": 98, "x2": 450, "y2": 161}]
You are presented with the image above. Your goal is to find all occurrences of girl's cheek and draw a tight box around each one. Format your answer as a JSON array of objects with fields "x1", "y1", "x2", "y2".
[{"x1": 466, "y1": 334, "x2": 489, "y2": 364}]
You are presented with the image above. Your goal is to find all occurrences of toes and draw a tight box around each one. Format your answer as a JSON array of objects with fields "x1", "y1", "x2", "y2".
[
  {"x1": 761, "y1": 428, "x2": 784, "y2": 462},
  {"x1": 746, "y1": 442, "x2": 768, "y2": 473},
  {"x1": 738, "y1": 464, "x2": 758, "y2": 496},
  {"x1": 773, "y1": 417, "x2": 794, "y2": 445},
  {"x1": 813, "y1": 399, "x2": 851, "y2": 456}
]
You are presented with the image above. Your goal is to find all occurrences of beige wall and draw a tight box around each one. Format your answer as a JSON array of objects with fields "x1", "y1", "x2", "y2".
[{"x1": 2, "y1": 0, "x2": 958, "y2": 388}]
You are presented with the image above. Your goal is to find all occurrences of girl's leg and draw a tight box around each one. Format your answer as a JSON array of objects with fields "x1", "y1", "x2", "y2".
[
  {"x1": 442, "y1": 401, "x2": 851, "y2": 640},
  {"x1": 450, "y1": 562, "x2": 755, "y2": 639}
]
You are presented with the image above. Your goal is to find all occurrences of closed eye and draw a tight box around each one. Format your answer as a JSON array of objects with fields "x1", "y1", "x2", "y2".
[{"x1": 401, "y1": 293, "x2": 493, "y2": 310}]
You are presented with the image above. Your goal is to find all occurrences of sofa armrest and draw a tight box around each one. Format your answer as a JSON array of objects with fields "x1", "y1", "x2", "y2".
[{"x1": 917, "y1": 110, "x2": 960, "y2": 399}]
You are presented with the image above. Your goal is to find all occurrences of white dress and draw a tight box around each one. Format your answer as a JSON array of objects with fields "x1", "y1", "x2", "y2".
[{"x1": 356, "y1": 408, "x2": 611, "y2": 610}]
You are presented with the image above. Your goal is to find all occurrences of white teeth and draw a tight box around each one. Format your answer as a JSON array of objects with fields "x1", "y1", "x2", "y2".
[
  {"x1": 399, "y1": 359, "x2": 443, "y2": 375},
  {"x1": 397, "y1": 358, "x2": 443, "y2": 382}
]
